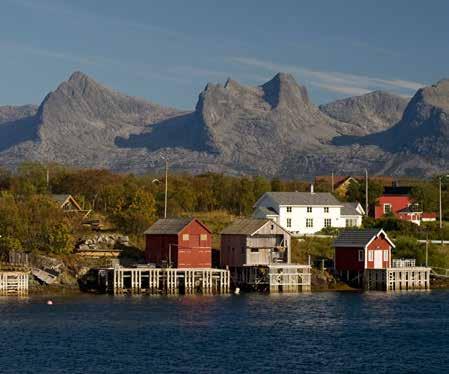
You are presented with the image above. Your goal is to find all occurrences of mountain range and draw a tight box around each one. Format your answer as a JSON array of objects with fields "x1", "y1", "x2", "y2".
[{"x1": 0, "y1": 71, "x2": 448, "y2": 178}]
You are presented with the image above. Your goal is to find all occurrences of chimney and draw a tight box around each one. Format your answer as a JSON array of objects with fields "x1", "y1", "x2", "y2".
[{"x1": 310, "y1": 184, "x2": 315, "y2": 194}]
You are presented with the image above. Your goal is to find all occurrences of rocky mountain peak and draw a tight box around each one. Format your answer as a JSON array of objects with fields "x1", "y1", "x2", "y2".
[
  {"x1": 320, "y1": 90, "x2": 409, "y2": 135},
  {"x1": 415, "y1": 78, "x2": 449, "y2": 110},
  {"x1": 261, "y1": 72, "x2": 310, "y2": 109}
]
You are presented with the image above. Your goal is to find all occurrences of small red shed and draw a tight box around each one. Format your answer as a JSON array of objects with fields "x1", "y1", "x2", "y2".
[
  {"x1": 144, "y1": 218, "x2": 212, "y2": 268},
  {"x1": 333, "y1": 229, "x2": 395, "y2": 281}
]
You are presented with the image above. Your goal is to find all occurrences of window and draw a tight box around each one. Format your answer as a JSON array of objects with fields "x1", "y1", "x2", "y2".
[
  {"x1": 324, "y1": 218, "x2": 332, "y2": 228},
  {"x1": 251, "y1": 248, "x2": 259, "y2": 253},
  {"x1": 182, "y1": 234, "x2": 189, "y2": 241},
  {"x1": 384, "y1": 204, "x2": 392, "y2": 214},
  {"x1": 307, "y1": 206, "x2": 312, "y2": 213},
  {"x1": 286, "y1": 206, "x2": 292, "y2": 213},
  {"x1": 358, "y1": 250, "x2": 364, "y2": 262},
  {"x1": 286, "y1": 218, "x2": 292, "y2": 228},
  {"x1": 200, "y1": 234, "x2": 207, "y2": 241},
  {"x1": 346, "y1": 219, "x2": 356, "y2": 227},
  {"x1": 324, "y1": 207, "x2": 329, "y2": 213},
  {"x1": 270, "y1": 224, "x2": 274, "y2": 230},
  {"x1": 383, "y1": 250, "x2": 388, "y2": 261},
  {"x1": 306, "y1": 218, "x2": 313, "y2": 228},
  {"x1": 368, "y1": 250, "x2": 374, "y2": 262}
]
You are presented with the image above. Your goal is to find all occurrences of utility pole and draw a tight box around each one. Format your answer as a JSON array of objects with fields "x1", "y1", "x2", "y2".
[
  {"x1": 438, "y1": 176, "x2": 443, "y2": 230},
  {"x1": 365, "y1": 168, "x2": 369, "y2": 216},
  {"x1": 331, "y1": 171, "x2": 334, "y2": 193},
  {"x1": 426, "y1": 233, "x2": 429, "y2": 267},
  {"x1": 164, "y1": 157, "x2": 168, "y2": 219},
  {"x1": 46, "y1": 167, "x2": 50, "y2": 188}
]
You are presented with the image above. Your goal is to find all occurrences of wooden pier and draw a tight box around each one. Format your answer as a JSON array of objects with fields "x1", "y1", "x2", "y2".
[
  {"x1": 0, "y1": 271, "x2": 29, "y2": 295},
  {"x1": 98, "y1": 266, "x2": 230, "y2": 294},
  {"x1": 232, "y1": 264, "x2": 311, "y2": 292},
  {"x1": 364, "y1": 260, "x2": 430, "y2": 291}
]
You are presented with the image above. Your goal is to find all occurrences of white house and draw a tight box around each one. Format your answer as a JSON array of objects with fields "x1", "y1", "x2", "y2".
[
  {"x1": 340, "y1": 202, "x2": 365, "y2": 228},
  {"x1": 253, "y1": 188, "x2": 363, "y2": 235}
]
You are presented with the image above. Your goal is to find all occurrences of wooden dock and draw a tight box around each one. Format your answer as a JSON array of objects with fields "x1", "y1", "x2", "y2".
[
  {"x1": 364, "y1": 260, "x2": 430, "y2": 291},
  {"x1": 0, "y1": 271, "x2": 29, "y2": 295},
  {"x1": 98, "y1": 266, "x2": 230, "y2": 294},
  {"x1": 232, "y1": 264, "x2": 311, "y2": 292}
]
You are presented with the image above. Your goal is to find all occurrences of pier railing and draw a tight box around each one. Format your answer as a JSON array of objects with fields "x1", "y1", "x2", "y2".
[{"x1": 392, "y1": 259, "x2": 416, "y2": 268}]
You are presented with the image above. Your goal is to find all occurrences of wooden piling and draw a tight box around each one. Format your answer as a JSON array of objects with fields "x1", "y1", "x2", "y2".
[{"x1": 104, "y1": 267, "x2": 230, "y2": 295}]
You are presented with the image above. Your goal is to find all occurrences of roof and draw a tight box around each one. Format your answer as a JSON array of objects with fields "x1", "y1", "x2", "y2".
[
  {"x1": 51, "y1": 194, "x2": 71, "y2": 205},
  {"x1": 397, "y1": 204, "x2": 422, "y2": 214},
  {"x1": 383, "y1": 186, "x2": 412, "y2": 195},
  {"x1": 254, "y1": 206, "x2": 279, "y2": 216},
  {"x1": 51, "y1": 194, "x2": 82, "y2": 211},
  {"x1": 221, "y1": 218, "x2": 284, "y2": 235},
  {"x1": 315, "y1": 175, "x2": 394, "y2": 187},
  {"x1": 262, "y1": 192, "x2": 342, "y2": 206},
  {"x1": 144, "y1": 218, "x2": 210, "y2": 235},
  {"x1": 333, "y1": 229, "x2": 395, "y2": 248},
  {"x1": 340, "y1": 202, "x2": 363, "y2": 216}
]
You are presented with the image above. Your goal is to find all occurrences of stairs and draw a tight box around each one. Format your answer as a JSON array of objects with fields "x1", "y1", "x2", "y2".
[{"x1": 31, "y1": 268, "x2": 58, "y2": 285}]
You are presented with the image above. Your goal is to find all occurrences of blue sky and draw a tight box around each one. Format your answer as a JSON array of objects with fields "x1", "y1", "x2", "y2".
[{"x1": 1, "y1": 0, "x2": 448, "y2": 109}]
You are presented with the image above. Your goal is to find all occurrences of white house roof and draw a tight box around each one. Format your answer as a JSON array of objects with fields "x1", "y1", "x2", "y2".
[
  {"x1": 261, "y1": 192, "x2": 342, "y2": 206},
  {"x1": 254, "y1": 206, "x2": 279, "y2": 216},
  {"x1": 340, "y1": 202, "x2": 364, "y2": 216}
]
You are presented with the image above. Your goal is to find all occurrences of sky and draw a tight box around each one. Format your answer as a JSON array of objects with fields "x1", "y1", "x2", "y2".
[{"x1": 1, "y1": 0, "x2": 449, "y2": 109}]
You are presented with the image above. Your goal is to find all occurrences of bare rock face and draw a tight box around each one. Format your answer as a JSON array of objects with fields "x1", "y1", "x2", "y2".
[
  {"x1": 320, "y1": 91, "x2": 409, "y2": 135},
  {"x1": 0, "y1": 105, "x2": 37, "y2": 124},
  {"x1": 193, "y1": 73, "x2": 359, "y2": 171},
  {"x1": 34, "y1": 71, "x2": 181, "y2": 165},
  {"x1": 0, "y1": 71, "x2": 448, "y2": 178}
]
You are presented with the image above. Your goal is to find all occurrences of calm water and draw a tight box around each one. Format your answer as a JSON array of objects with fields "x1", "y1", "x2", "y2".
[{"x1": 1, "y1": 291, "x2": 449, "y2": 373}]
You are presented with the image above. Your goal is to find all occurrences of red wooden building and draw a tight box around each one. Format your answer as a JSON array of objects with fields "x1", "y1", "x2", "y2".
[
  {"x1": 374, "y1": 186, "x2": 413, "y2": 219},
  {"x1": 333, "y1": 229, "x2": 395, "y2": 281},
  {"x1": 144, "y1": 218, "x2": 212, "y2": 268}
]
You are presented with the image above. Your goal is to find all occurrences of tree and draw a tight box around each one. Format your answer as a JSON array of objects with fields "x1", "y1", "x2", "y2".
[
  {"x1": 110, "y1": 189, "x2": 157, "y2": 234},
  {"x1": 10, "y1": 161, "x2": 48, "y2": 195},
  {"x1": 411, "y1": 183, "x2": 438, "y2": 213},
  {"x1": 0, "y1": 236, "x2": 22, "y2": 261},
  {"x1": 271, "y1": 178, "x2": 282, "y2": 192},
  {"x1": 253, "y1": 176, "x2": 271, "y2": 201},
  {"x1": 346, "y1": 180, "x2": 362, "y2": 202}
]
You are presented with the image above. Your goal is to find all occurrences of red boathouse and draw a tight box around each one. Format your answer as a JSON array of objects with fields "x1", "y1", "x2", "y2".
[
  {"x1": 333, "y1": 229, "x2": 395, "y2": 282},
  {"x1": 144, "y1": 218, "x2": 212, "y2": 268}
]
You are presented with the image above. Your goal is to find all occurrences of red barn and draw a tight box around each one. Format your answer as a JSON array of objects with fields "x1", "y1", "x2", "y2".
[
  {"x1": 333, "y1": 229, "x2": 395, "y2": 282},
  {"x1": 144, "y1": 218, "x2": 212, "y2": 268},
  {"x1": 374, "y1": 186, "x2": 413, "y2": 219}
]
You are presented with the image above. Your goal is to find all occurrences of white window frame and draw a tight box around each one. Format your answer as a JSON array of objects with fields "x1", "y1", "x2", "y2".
[
  {"x1": 384, "y1": 203, "x2": 392, "y2": 214},
  {"x1": 324, "y1": 218, "x2": 332, "y2": 228},
  {"x1": 368, "y1": 250, "x2": 374, "y2": 262},
  {"x1": 324, "y1": 207, "x2": 329, "y2": 213},
  {"x1": 307, "y1": 206, "x2": 312, "y2": 213},
  {"x1": 306, "y1": 218, "x2": 313, "y2": 228},
  {"x1": 286, "y1": 206, "x2": 292, "y2": 213},
  {"x1": 286, "y1": 218, "x2": 292, "y2": 228},
  {"x1": 383, "y1": 250, "x2": 388, "y2": 261},
  {"x1": 358, "y1": 250, "x2": 364, "y2": 262}
]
